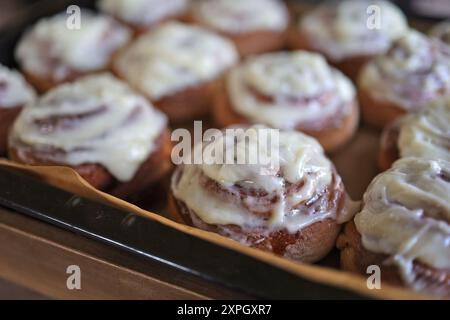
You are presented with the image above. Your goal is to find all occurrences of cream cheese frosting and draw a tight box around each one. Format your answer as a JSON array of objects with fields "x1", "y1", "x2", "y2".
[
  {"x1": 355, "y1": 158, "x2": 450, "y2": 293},
  {"x1": 300, "y1": 0, "x2": 408, "y2": 61},
  {"x1": 9, "y1": 74, "x2": 167, "y2": 182},
  {"x1": 0, "y1": 65, "x2": 36, "y2": 108},
  {"x1": 114, "y1": 22, "x2": 238, "y2": 100},
  {"x1": 172, "y1": 125, "x2": 337, "y2": 233},
  {"x1": 15, "y1": 10, "x2": 131, "y2": 81},
  {"x1": 227, "y1": 51, "x2": 355, "y2": 130},
  {"x1": 191, "y1": 0, "x2": 288, "y2": 33},
  {"x1": 397, "y1": 97, "x2": 450, "y2": 162},
  {"x1": 359, "y1": 30, "x2": 450, "y2": 110},
  {"x1": 98, "y1": 0, "x2": 188, "y2": 27}
]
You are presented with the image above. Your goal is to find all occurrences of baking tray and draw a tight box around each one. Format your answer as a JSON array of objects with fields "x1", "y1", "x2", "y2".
[
  {"x1": 0, "y1": 0, "x2": 369, "y2": 300},
  {"x1": 0, "y1": 0, "x2": 434, "y2": 300}
]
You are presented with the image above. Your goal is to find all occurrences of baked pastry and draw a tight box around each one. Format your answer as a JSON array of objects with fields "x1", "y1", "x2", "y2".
[
  {"x1": 98, "y1": 0, "x2": 188, "y2": 34},
  {"x1": 0, "y1": 65, "x2": 36, "y2": 156},
  {"x1": 290, "y1": 0, "x2": 408, "y2": 80},
  {"x1": 113, "y1": 22, "x2": 238, "y2": 123},
  {"x1": 188, "y1": 0, "x2": 289, "y2": 56},
  {"x1": 429, "y1": 20, "x2": 450, "y2": 48},
  {"x1": 15, "y1": 10, "x2": 131, "y2": 92},
  {"x1": 213, "y1": 51, "x2": 359, "y2": 152},
  {"x1": 338, "y1": 158, "x2": 450, "y2": 298},
  {"x1": 379, "y1": 97, "x2": 450, "y2": 171},
  {"x1": 8, "y1": 74, "x2": 171, "y2": 199},
  {"x1": 170, "y1": 125, "x2": 354, "y2": 262},
  {"x1": 358, "y1": 30, "x2": 450, "y2": 129}
]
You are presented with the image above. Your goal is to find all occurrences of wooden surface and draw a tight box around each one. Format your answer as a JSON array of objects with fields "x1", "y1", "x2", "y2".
[
  {"x1": 0, "y1": 207, "x2": 251, "y2": 300},
  {"x1": 0, "y1": 278, "x2": 46, "y2": 300}
]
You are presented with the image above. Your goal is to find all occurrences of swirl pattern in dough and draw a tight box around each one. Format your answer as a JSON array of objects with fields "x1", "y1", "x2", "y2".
[
  {"x1": 16, "y1": 10, "x2": 131, "y2": 81},
  {"x1": 226, "y1": 51, "x2": 355, "y2": 130},
  {"x1": 359, "y1": 30, "x2": 450, "y2": 111},
  {"x1": 299, "y1": 0, "x2": 408, "y2": 61},
  {"x1": 114, "y1": 22, "x2": 238, "y2": 100},
  {"x1": 397, "y1": 97, "x2": 450, "y2": 162},
  {"x1": 9, "y1": 74, "x2": 167, "y2": 182},
  {"x1": 355, "y1": 158, "x2": 450, "y2": 294}
]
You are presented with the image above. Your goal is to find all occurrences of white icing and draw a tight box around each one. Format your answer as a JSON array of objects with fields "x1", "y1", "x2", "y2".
[
  {"x1": 300, "y1": 0, "x2": 408, "y2": 61},
  {"x1": 114, "y1": 22, "x2": 238, "y2": 100},
  {"x1": 192, "y1": 0, "x2": 288, "y2": 33},
  {"x1": 398, "y1": 97, "x2": 450, "y2": 162},
  {"x1": 355, "y1": 158, "x2": 450, "y2": 292},
  {"x1": 10, "y1": 74, "x2": 167, "y2": 182},
  {"x1": 15, "y1": 10, "x2": 131, "y2": 80},
  {"x1": 172, "y1": 125, "x2": 336, "y2": 233},
  {"x1": 98, "y1": 0, "x2": 188, "y2": 27},
  {"x1": 0, "y1": 65, "x2": 36, "y2": 108},
  {"x1": 227, "y1": 51, "x2": 355, "y2": 129},
  {"x1": 359, "y1": 30, "x2": 450, "y2": 110}
]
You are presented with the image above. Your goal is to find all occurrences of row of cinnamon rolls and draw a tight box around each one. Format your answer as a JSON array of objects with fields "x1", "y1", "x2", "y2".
[
  {"x1": 0, "y1": 0, "x2": 448, "y2": 298},
  {"x1": 2, "y1": 71, "x2": 351, "y2": 262},
  {"x1": 2, "y1": 68, "x2": 448, "y2": 297},
  {"x1": 11, "y1": 0, "x2": 450, "y2": 129}
]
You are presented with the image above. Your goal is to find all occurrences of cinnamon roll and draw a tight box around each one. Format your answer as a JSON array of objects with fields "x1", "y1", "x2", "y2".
[
  {"x1": 0, "y1": 65, "x2": 36, "y2": 156},
  {"x1": 113, "y1": 22, "x2": 238, "y2": 123},
  {"x1": 337, "y1": 158, "x2": 450, "y2": 298},
  {"x1": 170, "y1": 125, "x2": 353, "y2": 262},
  {"x1": 213, "y1": 51, "x2": 359, "y2": 152},
  {"x1": 358, "y1": 30, "x2": 450, "y2": 129},
  {"x1": 98, "y1": 0, "x2": 188, "y2": 34},
  {"x1": 188, "y1": 0, "x2": 289, "y2": 56},
  {"x1": 15, "y1": 10, "x2": 131, "y2": 92},
  {"x1": 290, "y1": 0, "x2": 408, "y2": 80},
  {"x1": 8, "y1": 74, "x2": 171, "y2": 199},
  {"x1": 379, "y1": 97, "x2": 450, "y2": 171}
]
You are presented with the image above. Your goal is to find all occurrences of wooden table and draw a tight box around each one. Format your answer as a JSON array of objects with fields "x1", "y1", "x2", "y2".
[
  {"x1": 0, "y1": 278, "x2": 45, "y2": 300},
  {"x1": 0, "y1": 207, "x2": 252, "y2": 300}
]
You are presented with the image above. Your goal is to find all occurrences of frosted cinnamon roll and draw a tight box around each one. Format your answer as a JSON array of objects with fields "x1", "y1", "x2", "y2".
[
  {"x1": 170, "y1": 125, "x2": 353, "y2": 262},
  {"x1": 15, "y1": 10, "x2": 131, "y2": 92},
  {"x1": 188, "y1": 0, "x2": 289, "y2": 56},
  {"x1": 8, "y1": 74, "x2": 171, "y2": 199},
  {"x1": 213, "y1": 51, "x2": 359, "y2": 152},
  {"x1": 98, "y1": 0, "x2": 188, "y2": 34},
  {"x1": 379, "y1": 97, "x2": 450, "y2": 171},
  {"x1": 290, "y1": 0, "x2": 408, "y2": 80},
  {"x1": 338, "y1": 158, "x2": 450, "y2": 298},
  {"x1": 430, "y1": 21, "x2": 450, "y2": 49},
  {"x1": 358, "y1": 30, "x2": 450, "y2": 129},
  {"x1": 0, "y1": 65, "x2": 36, "y2": 156},
  {"x1": 113, "y1": 22, "x2": 238, "y2": 122}
]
